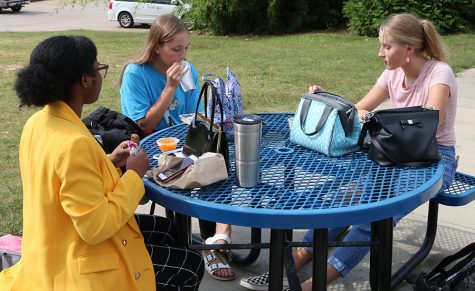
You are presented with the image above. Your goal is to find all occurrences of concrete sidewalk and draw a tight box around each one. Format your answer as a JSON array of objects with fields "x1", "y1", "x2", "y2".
[{"x1": 137, "y1": 68, "x2": 475, "y2": 290}]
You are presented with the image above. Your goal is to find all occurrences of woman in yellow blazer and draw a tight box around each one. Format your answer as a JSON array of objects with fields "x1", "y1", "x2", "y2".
[{"x1": 0, "y1": 35, "x2": 203, "y2": 291}]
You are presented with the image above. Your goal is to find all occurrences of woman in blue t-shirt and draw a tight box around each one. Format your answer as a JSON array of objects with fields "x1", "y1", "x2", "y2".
[
  {"x1": 119, "y1": 14, "x2": 235, "y2": 281},
  {"x1": 120, "y1": 15, "x2": 199, "y2": 134}
]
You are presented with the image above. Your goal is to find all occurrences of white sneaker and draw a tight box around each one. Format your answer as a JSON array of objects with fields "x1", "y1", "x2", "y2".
[{"x1": 240, "y1": 272, "x2": 289, "y2": 290}]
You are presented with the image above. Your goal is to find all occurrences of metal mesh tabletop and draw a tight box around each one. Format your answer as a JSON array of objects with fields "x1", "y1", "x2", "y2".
[{"x1": 142, "y1": 113, "x2": 444, "y2": 229}]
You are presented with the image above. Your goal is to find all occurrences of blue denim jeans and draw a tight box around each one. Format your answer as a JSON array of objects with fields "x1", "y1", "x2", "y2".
[{"x1": 302, "y1": 145, "x2": 457, "y2": 277}]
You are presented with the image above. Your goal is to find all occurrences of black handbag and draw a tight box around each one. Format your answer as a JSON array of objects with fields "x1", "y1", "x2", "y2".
[
  {"x1": 413, "y1": 242, "x2": 475, "y2": 291},
  {"x1": 358, "y1": 106, "x2": 440, "y2": 167},
  {"x1": 82, "y1": 107, "x2": 145, "y2": 154},
  {"x1": 182, "y1": 80, "x2": 230, "y2": 169}
]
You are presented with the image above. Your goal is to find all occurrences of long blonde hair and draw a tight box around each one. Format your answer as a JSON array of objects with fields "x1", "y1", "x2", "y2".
[
  {"x1": 119, "y1": 14, "x2": 188, "y2": 85},
  {"x1": 380, "y1": 13, "x2": 446, "y2": 61}
]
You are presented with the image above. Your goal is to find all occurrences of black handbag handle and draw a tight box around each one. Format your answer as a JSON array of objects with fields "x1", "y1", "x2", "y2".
[
  {"x1": 358, "y1": 106, "x2": 425, "y2": 140},
  {"x1": 299, "y1": 98, "x2": 333, "y2": 136},
  {"x1": 193, "y1": 80, "x2": 225, "y2": 137},
  {"x1": 358, "y1": 107, "x2": 429, "y2": 143},
  {"x1": 203, "y1": 78, "x2": 225, "y2": 127},
  {"x1": 358, "y1": 122, "x2": 369, "y2": 148},
  {"x1": 299, "y1": 92, "x2": 356, "y2": 136},
  {"x1": 423, "y1": 242, "x2": 475, "y2": 282},
  {"x1": 316, "y1": 91, "x2": 356, "y2": 135}
]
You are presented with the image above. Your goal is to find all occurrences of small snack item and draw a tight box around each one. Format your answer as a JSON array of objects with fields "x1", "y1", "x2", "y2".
[
  {"x1": 128, "y1": 140, "x2": 140, "y2": 155},
  {"x1": 131, "y1": 133, "x2": 140, "y2": 144},
  {"x1": 157, "y1": 137, "x2": 180, "y2": 152},
  {"x1": 128, "y1": 133, "x2": 141, "y2": 155}
]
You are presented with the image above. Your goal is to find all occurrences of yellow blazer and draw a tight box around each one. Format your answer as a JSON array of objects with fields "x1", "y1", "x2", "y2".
[{"x1": 0, "y1": 101, "x2": 155, "y2": 291}]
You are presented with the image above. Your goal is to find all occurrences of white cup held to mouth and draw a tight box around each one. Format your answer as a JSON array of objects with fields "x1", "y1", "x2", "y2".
[{"x1": 180, "y1": 60, "x2": 196, "y2": 92}]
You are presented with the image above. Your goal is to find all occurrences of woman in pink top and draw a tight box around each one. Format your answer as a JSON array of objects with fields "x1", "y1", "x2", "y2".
[
  {"x1": 240, "y1": 13, "x2": 458, "y2": 291},
  {"x1": 357, "y1": 15, "x2": 457, "y2": 147}
]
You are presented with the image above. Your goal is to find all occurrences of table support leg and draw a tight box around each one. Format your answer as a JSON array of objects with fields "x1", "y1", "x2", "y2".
[
  {"x1": 284, "y1": 243, "x2": 302, "y2": 291},
  {"x1": 370, "y1": 218, "x2": 393, "y2": 291},
  {"x1": 390, "y1": 200, "x2": 439, "y2": 288},
  {"x1": 149, "y1": 202, "x2": 156, "y2": 215},
  {"x1": 165, "y1": 209, "x2": 175, "y2": 221},
  {"x1": 175, "y1": 213, "x2": 190, "y2": 246},
  {"x1": 269, "y1": 229, "x2": 285, "y2": 291},
  {"x1": 312, "y1": 229, "x2": 328, "y2": 291}
]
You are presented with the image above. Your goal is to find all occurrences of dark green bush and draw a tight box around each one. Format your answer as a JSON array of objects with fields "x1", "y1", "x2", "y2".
[
  {"x1": 186, "y1": 0, "x2": 345, "y2": 35},
  {"x1": 343, "y1": 0, "x2": 475, "y2": 36},
  {"x1": 186, "y1": 0, "x2": 266, "y2": 34},
  {"x1": 267, "y1": 0, "x2": 308, "y2": 33},
  {"x1": 306, "y1": 0, "x2": 346, "y2": 29}
]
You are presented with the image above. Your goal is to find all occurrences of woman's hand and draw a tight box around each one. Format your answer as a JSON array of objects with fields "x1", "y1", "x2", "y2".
[
  {"x1": 166, "y1": 61, "x2": 187, "y2": 89},
  {"x1": 308, "y1": 85, "x2": 324, "y2": 94},
  {"x1": 357, "y1": 109, "x2": 370, "y2": 118},
  {"x1": 126, "y1": 148, "x2": 149, "y2": 178},
  {"x1": 109, "y1": 141, "x2": 130, "y2": 168}
]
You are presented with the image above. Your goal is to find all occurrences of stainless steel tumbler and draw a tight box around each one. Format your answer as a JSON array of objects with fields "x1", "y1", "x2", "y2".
[{"x1": 233, "y1": 114, "x2": 262, "y2": 187}]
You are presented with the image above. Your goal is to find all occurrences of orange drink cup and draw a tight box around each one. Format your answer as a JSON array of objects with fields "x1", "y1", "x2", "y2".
[{"x1": 157, "y1": 137, "x2": 179, "y2": 152}]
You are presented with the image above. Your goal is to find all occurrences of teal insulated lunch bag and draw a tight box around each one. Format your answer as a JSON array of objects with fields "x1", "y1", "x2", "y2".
[{"x1": 290, "y1": 92, "x2": 361, "y2": 157}]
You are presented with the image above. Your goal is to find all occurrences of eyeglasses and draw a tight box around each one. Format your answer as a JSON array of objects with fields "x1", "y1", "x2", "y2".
[{"x1": 96, "y1": 63, "x2": 109, "y2": 79}]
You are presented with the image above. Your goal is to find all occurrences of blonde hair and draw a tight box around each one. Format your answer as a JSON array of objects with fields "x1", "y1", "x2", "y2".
[
  {"x1": 119, "y1": 14, "x2": 188, "y2": 85},
  {"x1": 380, "y1": 13, "x2": 446, "y2": 61}
]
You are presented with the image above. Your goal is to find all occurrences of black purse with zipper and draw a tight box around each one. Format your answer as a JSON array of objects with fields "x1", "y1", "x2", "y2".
[{"x1": 358, "y1": 106, "x2": 440, "y2": 167}]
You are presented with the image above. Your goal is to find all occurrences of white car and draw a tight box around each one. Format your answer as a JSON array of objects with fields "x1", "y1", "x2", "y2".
[
  {"x1": 0, "y1": 0, "x2": 29, "y2": 12},
  {"x1": 107, "y1": 0, "x2": 190, "y2": 28}
]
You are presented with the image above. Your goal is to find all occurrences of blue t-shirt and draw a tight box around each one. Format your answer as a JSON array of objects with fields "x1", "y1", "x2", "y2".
[{"x1": 120, "y1": 63, "x2": 201, "y2": 131}]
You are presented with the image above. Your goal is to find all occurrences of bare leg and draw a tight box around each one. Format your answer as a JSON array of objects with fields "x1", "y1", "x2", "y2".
[
  {"x1": 292, "y1": 247, "x2": 313, "y2": 270},
  {"x1": 301, "y1": 264, "x2": 340, "y2": 291},
  {"x1": 279, "y1": 246, "x2": 314, "y2": 284},
  {"x1": 215, "y1": 223, "x2": 232, "y2": 237}
]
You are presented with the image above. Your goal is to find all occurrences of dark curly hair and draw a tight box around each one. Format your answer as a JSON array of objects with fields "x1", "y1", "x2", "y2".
[{"x1": 15, "y1": 35, "x2": 97, "y2": 107}]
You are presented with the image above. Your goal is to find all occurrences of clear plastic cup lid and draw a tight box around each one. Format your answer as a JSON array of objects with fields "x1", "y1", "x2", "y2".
[{"x1": 234, "y1": 114, "x2": 262, "y2": 125}]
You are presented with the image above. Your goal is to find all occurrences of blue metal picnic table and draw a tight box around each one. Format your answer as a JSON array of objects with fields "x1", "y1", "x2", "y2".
[{"x1": 141, "y1": 113, "x2": 444, "y2": 291}]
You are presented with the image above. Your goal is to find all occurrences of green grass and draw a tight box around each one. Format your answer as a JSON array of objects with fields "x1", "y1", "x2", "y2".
[{"x1": 1, "y1": 30, "x2": 475, "y2": 236}]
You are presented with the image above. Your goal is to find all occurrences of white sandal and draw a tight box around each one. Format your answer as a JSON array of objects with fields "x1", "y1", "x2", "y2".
[
  {"x1": 203, "y1": 233, "x2": 235, "y2": 281},
  {"x1": 204, "y1": 233, "x2": 231, "y2": 248}
]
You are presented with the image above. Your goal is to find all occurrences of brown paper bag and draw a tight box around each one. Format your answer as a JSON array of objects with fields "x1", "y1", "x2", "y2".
[{"x1": 152, "y1": 152, "x2": 228, "y2": 189}]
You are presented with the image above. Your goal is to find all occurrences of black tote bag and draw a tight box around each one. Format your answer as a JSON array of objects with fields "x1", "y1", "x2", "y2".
[
  {"x1": 182, "y1": 80, "x2": 229, "y2": 170},
  {"x1": 359, "y1": 106, "x2": 440, "y2": 167},
  {"x1": 413, "y1": 242, "x2": 475, "y2": 290}
]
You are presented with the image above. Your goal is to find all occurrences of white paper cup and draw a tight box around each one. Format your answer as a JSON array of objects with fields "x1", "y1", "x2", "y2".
[
  {"x1": 180, "y1": 61, "x2": 195, "y2": 92},
  {"x1": 179, "y1": 113, "x2": 195, "y2": 125}
]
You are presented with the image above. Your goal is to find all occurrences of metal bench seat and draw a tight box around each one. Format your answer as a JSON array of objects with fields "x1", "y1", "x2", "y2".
[{"x1": 437, "y1": 172, "x2": 475, "y2": 206}]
